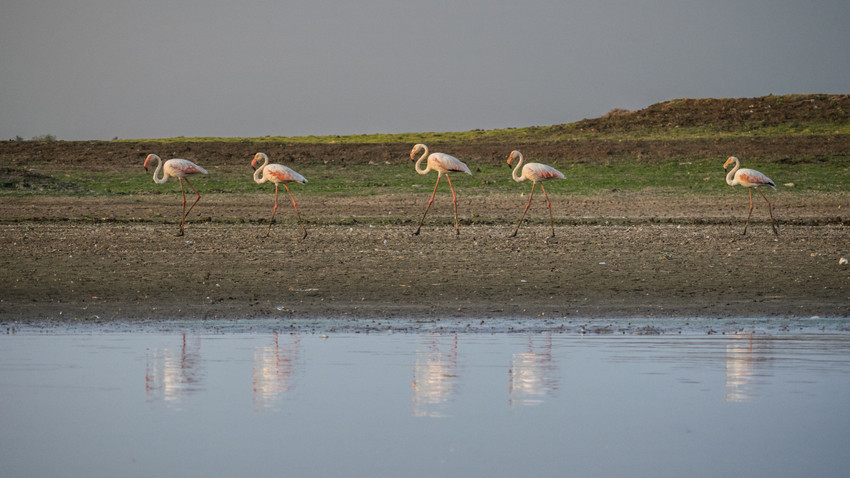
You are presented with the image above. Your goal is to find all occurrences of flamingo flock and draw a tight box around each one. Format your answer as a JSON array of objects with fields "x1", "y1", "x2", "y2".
[{"x1": 144, "y1": 147, "x2": 779, "y2": 237}]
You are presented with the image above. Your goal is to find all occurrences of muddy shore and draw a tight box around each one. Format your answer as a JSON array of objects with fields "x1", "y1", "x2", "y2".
[
  {"x1": 1, "y1": 137, "x2": 848, "y2": 324},
  {"x1": 1, "y1": 193, "x2": 847, "y2": 323}
]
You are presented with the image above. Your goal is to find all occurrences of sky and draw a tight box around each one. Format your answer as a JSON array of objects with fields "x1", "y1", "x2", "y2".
[{"x1": 1, "y1": 0, "x2": 848, "y2": 141}]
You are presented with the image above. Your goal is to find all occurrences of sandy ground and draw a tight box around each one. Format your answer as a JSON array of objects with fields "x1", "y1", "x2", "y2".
[{"x1": 1, "y1": 191, "x2": 847, "y2": 323}]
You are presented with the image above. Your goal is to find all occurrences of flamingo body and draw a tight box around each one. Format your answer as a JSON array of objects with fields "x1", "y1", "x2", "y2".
[
  {"x1": 728, "y1": 168, "x2": 775, "y2": 189},
  {"x1": 723, "y1": 156, "x2": 778, "y2": 235},
  {"x1": 144, "y1": 153, "x2": 207, "y2": 235},
  {"x1": 507, "y1": 150, "x2": 565, "y2": 237},
  {"x1": 516, "y1": 162, "x2": 566, "y2": 183},
  {"x1": 163, "y1": 158, "x2": 208, "y2": 179},
  {"x1": 252, "y1": 153, "x2": 308, "y2": 238},
  {"x1": 256, "y1": 162, "x2": 308, "y2": 186},
  {"x1": 410, "y1": 144, "x2": 471, "y2": 236},
  {"x1": 422, "y1": 152, "x2": 473, "y2": 176}
]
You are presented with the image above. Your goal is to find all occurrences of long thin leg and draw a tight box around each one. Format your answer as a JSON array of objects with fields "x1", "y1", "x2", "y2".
[
  {"x1": 445, "y1": 174, "x2": 460, "y2": 236},
  {"x1": 756, "y1": 187, "x2": 778, "y2": 235},
  {"x1": 540, "y1": 183, "x2": 555, "y2": 237},
  {"x1": 177, "y1": 178, "x2": 187, "y2": 236},
  {"x1": 179, "y1": 177, "x2": 202, "y2": 236},
  {"x1": 511, "y1": 182, "x2": 536, "y2": 237},
  {"x1": 283, "y1": 183, "x2": 308, "y2": 239},
  {"x1": 742, "y1": 188, "x2": 754, "y2": 235},
  {"x1": 413, "y1": 174, "x2": 441, "y2": 235},
  {"x1": 266, "y1": 183, "x2": 280, "y2": 237}
]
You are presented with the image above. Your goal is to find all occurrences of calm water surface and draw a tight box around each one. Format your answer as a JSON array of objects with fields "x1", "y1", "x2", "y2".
[{"x1": 1, "y1": 319, "x2": 849, "y2": 478}]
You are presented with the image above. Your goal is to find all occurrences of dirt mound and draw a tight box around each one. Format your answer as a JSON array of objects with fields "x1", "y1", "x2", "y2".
[
  {"x1": 2, "y1": 94, "x2": 849, "y2": 169},
  {"x1": 566, "y1": 94, "x2": 850, "y2": 132}
]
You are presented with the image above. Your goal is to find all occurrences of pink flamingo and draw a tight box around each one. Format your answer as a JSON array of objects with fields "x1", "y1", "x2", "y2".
[
  {"x1": 251, "y1": 152, "x2": 308, "y2": 238},
  {"x1": 507, "y1": 150, "x2": 566, "y2": 237},
  {"x1": 410, "y1": 143, "x2": 472, "y2": 236},
  {"x1": 143, "y1": 153, "x2": 208, "y2": 236},
  {"x1": 723, "y1": 156, "x2": 778, "y2": 235}
]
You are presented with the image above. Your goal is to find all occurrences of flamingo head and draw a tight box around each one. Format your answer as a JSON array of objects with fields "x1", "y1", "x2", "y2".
[
  {"x1": 723, "y1": 156, "x2": 738, "y2": 170},
  {"x1": 410, "y1": 144, "x2": 426, "y2": 161},
  {"x1": 251, "y1": 152, "x2": 268, "y2": 170},
  {"x1": 507, "y1": 150, "x2": 522, "y2": 167},
  {"x1": 143, "y1": 153, "x2": 159, "y2": 171}
]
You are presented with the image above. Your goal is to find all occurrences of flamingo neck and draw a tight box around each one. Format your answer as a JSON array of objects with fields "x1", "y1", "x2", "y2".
[
  {"x1": 151, "y1": 156, "x2": 168, "y2": 184},
  {"x1": 253, "y1": 155, "x2": 269, "y2": 184},
  {"x1": 725, "y1": 158, "x2": 739, "y2": 186},
  {"x1": 511, "y1": 153, "x2": 524, "y2": 182},
  {"x1": 414, "y1": 146, "x2": 430, "y2": 175}
]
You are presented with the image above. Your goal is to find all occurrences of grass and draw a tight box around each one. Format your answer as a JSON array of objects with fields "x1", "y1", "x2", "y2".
[
  {"x1": 118, "y1": 122, "x2": 850, "y2": 145},
  {"x1": 5, "y1": 156, "x2": 847, "y2": 197}
]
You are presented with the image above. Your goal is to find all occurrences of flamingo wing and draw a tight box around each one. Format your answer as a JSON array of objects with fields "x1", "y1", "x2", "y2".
[
  {"x1": 165, "y1": 159, "x2": 208, "y2": 177},
  {"x1": 265, "y1": 163, "x2": 308, "y2": 184},
  {"x1": 735, "y1": 168, "x2": 775, "y2": 189},
  {"x1": 524, "y1": 163, "x2": 565, "y2": 182},
  {"x1": 430, "y1": 153, "x2": 472, "y2": 175}
]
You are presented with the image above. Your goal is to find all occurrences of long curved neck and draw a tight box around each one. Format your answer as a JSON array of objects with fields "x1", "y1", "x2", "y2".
[
  {"x1": 725, "y1": 158, "x2": 739, "y2": 186},
  {"x1": 414, "y1": 146, "x2": 430, "y2": 175},
  {"x1": 511, "y1": 153, "x2": 524, "y2": 182},
  {"x1": 253, "y1": 155, "x2": 269, "y2": 184},
  {"x1": 151, "y1": 156, "x2": 168, "y2": 184}
]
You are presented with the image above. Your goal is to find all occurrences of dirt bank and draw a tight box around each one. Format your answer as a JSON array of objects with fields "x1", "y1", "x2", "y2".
[{"x1": 1, "y1": 194, "x2": 847, "y2": 322}]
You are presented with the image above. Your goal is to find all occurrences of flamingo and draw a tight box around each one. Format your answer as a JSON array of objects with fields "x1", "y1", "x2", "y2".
[
  {"x1": 143, "y1": 153, "x2": 208, "y2": 236},
  {"x1": 251, "y1": 152, "x2": 308, "y2": 238},
  {"x1": 507, "y1": 150, "x2": 566, "y2": 237},
  {"x1": 410, "y1": 143, "x2": 472, "y2": 236},
  {"x1": 723, "y1": 156, "x2": 778, "y2": 235}
]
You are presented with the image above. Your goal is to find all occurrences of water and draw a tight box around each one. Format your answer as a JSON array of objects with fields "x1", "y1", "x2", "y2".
[{"x1": 2, "y1": 320, "x2": 850, "y2": 478}]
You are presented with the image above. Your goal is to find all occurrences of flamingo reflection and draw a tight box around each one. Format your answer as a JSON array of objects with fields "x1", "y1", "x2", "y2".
[
  {"x1": 145, "y1": 333, "x2": 204, "y2": 404},
  {"x1": 253, "y1": 333, "x2": 300, "y2": 411},
  {"x1": 509, "y1": 334, "x2": 559, "y2": 407},
  {"x1": 725, "y1": 334, "x2": 771, "y2": 402},
  {"x1": 411, "y1": 335, "x2": 459, "y2": 417}
]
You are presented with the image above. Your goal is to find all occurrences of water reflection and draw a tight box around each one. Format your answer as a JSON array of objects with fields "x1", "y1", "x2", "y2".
[
  {"x1": 253, "y1": 333, "x2": 300, "y2": 411},
  {"x1": 136, "y1": 331, "x2": 848, "y2": 413},
  {"x1": 4, "y1": 328, "x2": 850, "y2": 478},
  {"x1": 145, "y1": 333, "x2": 204, "y2": 404},
  {"x1": 508, "y1": 334, "x2": 559, "y2": 407},
  {"x1": 411, "y1": 334, "x2": 458, "y2": 417},
  {"x1": 725, "y1": 334, "x2": 772, "y2": 402}
]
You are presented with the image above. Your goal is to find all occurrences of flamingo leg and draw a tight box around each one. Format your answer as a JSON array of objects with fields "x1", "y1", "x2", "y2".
[
  {"x1": 540, "y1": 183, "x2": 556, "y2": 237},
  {"x1": 756, "y1": 187, "x2": 778, "y2": 235},
  {"x1": 445, "y1": 173, "x2": 461, "y2": 236},
  {"x1": 413, "y1": 174, "x2": 442, "y2": 235},
  {"x1": 266, "y1": 183, "x2": 280, "y2": 237},
  {"x1": 181, "y1": 177, "x2": 202, "y2": 232},
  {"x1": 177, "y1": 178, "x2": 187, "y2": 236},
  {"x1": 283, "y1": 183, "x2": 308, "y2": 239},
  {"x1": 511, "y1": 182, "x2": 536, "y2": 237},
  {"x1": 742, "y1": 188, "x2": 755, "y2": 235}
]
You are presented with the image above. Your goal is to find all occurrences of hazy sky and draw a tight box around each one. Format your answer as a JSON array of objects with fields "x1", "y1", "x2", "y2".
[{"x1": 1, "y1": 0, "x2": 848, "y2": 140}]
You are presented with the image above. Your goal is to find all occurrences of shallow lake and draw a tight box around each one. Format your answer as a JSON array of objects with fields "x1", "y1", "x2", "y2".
[{"x1": 2, "y1": 318, "x2": 850, "y2": 478}]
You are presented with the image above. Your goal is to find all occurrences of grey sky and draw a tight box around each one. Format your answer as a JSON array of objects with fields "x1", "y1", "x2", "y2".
[{"x1": 1, "y1": 0, "x2": 848, "y2": 140}]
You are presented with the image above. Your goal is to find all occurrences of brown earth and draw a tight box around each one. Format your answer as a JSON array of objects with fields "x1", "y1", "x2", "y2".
[
  {"x1": 1, "y1": 95, "x2": 849, "y2": 324},
  {"x1": 1, "y1": 173, "x2": 847, "y2": 323}
]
